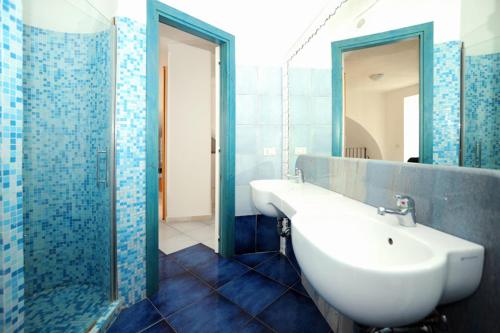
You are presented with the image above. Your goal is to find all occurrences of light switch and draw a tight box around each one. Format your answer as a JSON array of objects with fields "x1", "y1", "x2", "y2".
[
  {"x1": 295, "y1": 147, "x2": 307, "y2": 155},
  {"x1": 263, "y1": 147, "x2": 277, "y2": 156}
]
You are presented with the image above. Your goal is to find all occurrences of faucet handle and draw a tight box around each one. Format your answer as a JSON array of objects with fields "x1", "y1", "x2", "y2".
[{"x1": 394, "y1": 194, "x2": 414, "y2": 209}]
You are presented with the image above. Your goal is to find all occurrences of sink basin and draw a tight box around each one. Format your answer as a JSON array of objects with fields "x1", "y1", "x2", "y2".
[
  {"x1": 249, "y1": 179, "x2": 299, "y2": 217},
  {"x1": 250, "y1": 179, "x2": 484, "y2": 328}
]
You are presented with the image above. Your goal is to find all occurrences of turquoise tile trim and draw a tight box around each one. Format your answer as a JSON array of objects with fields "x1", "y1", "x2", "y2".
[
  {"x1": 115, "y1": 16, "x2": 147, "y2": 306},
  {"x1": 463, "y1": 52, "x2": 500, "y2": 169},
  {"x1": 433, "y1": 41, "x2": 462, "y2": 166},
  {"x1": 0, "y1": 0, "x2": 24, "y2": 331},
  {"x1": 146, "y1": 0, "x2": 236, "y2": 296},
  {"x1": 331, "y1": 22, "x2": 434, "y2": 163}
]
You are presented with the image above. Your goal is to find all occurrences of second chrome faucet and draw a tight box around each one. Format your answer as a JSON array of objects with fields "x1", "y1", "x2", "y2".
[
  {"x1": 377, "y1": 194, "x2": 417, "y2": 227},
  {"x1": 287, "y1": 168, "x2": 304, "y2": 183}
]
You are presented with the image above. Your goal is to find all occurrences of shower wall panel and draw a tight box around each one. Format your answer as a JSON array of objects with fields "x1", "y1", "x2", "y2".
[{"x1": 22, "y1": 26, "x2": 112, "y2": 296}]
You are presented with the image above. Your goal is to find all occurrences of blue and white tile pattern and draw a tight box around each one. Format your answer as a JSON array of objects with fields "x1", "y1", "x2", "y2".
[
  {"x1": 114, "y1": 16, "x2": 147, "y2": 306},
  {"x1": 0, "y1": 0, "x2": 24, "y2": 331},
  {"x1": 432, "y1": 41, "x2": 462, "y2": 165}
]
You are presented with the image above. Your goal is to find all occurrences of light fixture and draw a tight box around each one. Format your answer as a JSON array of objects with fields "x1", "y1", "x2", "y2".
[
  {"x1": 356, "y1": 18, "x2": 366, "y2": 29},
  {"x1": 369, "y1": 73, "x2": 384, "y2": 81}
]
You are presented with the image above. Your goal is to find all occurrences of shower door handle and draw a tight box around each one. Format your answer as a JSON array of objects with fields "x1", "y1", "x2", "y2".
[
  {"x1": 97, "y1": 148, "x2": 108, "y2": 187},
  {"x1": 475, "y1": 141, "x2": 482, "y2": 168}
]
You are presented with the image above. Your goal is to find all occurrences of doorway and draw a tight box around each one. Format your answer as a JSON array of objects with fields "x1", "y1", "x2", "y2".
[
  {"x1": 157, "y1": 23, "x2": 219, "y2": 254},
  {"x1": 146, "y1": 0, "x2": 236, "y2": 296}
]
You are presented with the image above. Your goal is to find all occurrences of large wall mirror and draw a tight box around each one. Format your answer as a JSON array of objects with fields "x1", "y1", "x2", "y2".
[{"x1": 286, "y1": 0, "x2": 499, "y2": 172}]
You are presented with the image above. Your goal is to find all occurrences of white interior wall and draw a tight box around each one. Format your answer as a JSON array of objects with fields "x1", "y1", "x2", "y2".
[
  {"x1": 384, "y1": 84, "x2": 419, "y2": 161},
  {"x1": 344, "y1": 88, "x2": 386, "y2": 160},
  {"x1": 165, "y1": 42, "x2": 214, "y2": 219},
  {"x1": 23, "y1": 0, "x2": 113, "y2": 32},
  {"x1": 345, "y1": 84, "x2": 420, "y2": 162},
  {"x1": 291, "y1": 0, "x2": 463, "y2": 68},
  {"x1": 460, "y1": 0, "x2": 500, "y2": 55}
]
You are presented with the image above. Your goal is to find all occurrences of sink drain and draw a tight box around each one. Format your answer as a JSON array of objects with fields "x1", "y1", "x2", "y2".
[{"x1": 388, "y1": 238, "x2": 393, "y2": 245}]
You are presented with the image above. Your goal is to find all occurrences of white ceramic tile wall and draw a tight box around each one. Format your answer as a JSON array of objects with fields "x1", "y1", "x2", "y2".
[{"x1": 235, "y1": 66, "x2": 283, "y2": 216}]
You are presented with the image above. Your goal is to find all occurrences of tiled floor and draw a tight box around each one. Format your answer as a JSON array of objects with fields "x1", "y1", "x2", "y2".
[
  {"x1": 108, "y1": 244, "x2": 331, "y2": 333},
  {"x1": 159, "y1": 220, "x2": 216, "y2": 254},
  {"x1": 25, "y1": 284, "x2": 110, "y2": 333}
]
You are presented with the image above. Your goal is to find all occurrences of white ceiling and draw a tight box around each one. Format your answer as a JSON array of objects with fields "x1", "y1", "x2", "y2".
[
  {"x1": 159, "y1": 23, "x2": 217, "y2": 53},
  {"x1": 159, "y1": 0, "x2": 335, "y2": 65},
  {"x1": 344, "y1": 38, "x2": 420, "y2": 91}
]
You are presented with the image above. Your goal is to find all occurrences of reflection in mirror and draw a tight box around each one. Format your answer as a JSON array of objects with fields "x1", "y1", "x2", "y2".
[
  {"x1": 343, "y1": 38, "x2": 420, "y2": 162},
  {"x1": 461, "y1": 0, "x2": 500, "y2": 169},
  {"x1": 285, "y1": 0, "x2": 500, "y2": 170}
]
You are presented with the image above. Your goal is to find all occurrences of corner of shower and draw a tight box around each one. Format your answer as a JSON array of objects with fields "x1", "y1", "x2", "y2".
[{"x1": 22, "y1": 1, "x2": 119, "y2": 332}]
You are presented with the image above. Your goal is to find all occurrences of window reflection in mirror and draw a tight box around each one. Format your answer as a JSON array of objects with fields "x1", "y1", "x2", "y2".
[{"x1": 343, "y1": 38, "x2": 420, "y2": 162}]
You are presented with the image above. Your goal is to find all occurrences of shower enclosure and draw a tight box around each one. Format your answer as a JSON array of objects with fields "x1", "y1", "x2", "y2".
[{"x1": 22, "y1": 0, "x2": 117, "y2": 331}]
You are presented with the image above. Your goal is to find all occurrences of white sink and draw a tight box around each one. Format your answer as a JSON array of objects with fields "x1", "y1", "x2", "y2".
[
  {"x1": 250, "y1": 179, "x2": 484, "y2": 328},
  {"x1": 250, "y1": 179, "x2": 300, "y2": 217}
]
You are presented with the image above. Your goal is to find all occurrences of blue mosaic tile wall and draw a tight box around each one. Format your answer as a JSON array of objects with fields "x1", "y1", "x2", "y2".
[
  {"x1": 463, "y1": 53, "x2": 500, "y2": 169},
  {"x1": 288, "y1": 68, "x2": 332, "y2": 173},
  {"x1": 432, "y1": 41, "x2": 462, "y2": 165},
  {"x1": 236, "y1": 67, "x2": 282, "y2": 216},
  {"x1": 114, "y1": 17, "x2": 147, "y2": 306},
  {"x1": 0, "y1": 0, "x2": 24, "y2": 331},
  {"x1": 22, "y1": 24, "x2": 112, "y2": 298}
]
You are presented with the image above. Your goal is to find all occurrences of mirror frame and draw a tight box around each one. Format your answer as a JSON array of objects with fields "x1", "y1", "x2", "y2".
[{"x1": 331, "y1": 22, "x2": 434, "y2": 163}]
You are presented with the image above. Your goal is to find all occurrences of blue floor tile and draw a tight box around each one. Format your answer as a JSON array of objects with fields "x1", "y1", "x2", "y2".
[
  {"x1": 170, "y1": 243, "x2": 217, "y2": 269},
  {"x1": 240, "y1": 319, "x2": 274, "y2": 333},
  {"x1": 150, "y1": 272, "x2": 212, "y2": 317},
  {"x1": 159, "y1": 250, "x2": 168, "y2": 260},
  {"x1": 160, "y1": 255, "x2": 186, "y2": 280},
  {"x1": 167, "y1": 292, "x2": 252, "y2": 333},
  {"x1": 234, "y1": 252, "x2": 278, "y2": 268},
  {"x1": 189, "y1": 256, "x2": 250, "y2": 288},
  {"x1": 217, "y1": 270, "x2": 287, "y2": 316},
  {"x1": 255, "y1": 254, "x2": 299, "y2": 287},
  {"x1": 257, "y1": 290, "x2": 331, "y2": 333},
  {"x1": 235, "y1": 215, "x2": 257, "y2": 254},
  {"x1": 141, "y1": 320, "x2": 175, "y2": 333},
  {"x1": 256, "y1": 215, "x2": 280, "y2": 252},
  {"x1": 108, "y1": 299, "x2": 162, "y2": 333},
  {"x1": 291, "y1": 280, "x2": 309, "y2": 297}
]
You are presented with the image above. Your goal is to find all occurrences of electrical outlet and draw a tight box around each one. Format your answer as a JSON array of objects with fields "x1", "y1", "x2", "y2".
[{"x1": 294, "y1": 147, "x2": 307, "y2": 155}]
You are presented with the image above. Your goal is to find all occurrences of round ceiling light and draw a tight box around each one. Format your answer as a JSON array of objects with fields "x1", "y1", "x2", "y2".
[{"x1": 369, "y1": 73, "x2": 384, "y2": 81}]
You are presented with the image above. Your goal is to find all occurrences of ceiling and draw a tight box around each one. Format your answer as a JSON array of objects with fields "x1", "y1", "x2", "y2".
[
  {"x1": 344, "y1": 38, "x2": 420, "y2": 92},
  {"x1": 159, "y1": 23, "x2": 217, "y2": 53},
  {"x1": 159, "y1": 0, "x2": 335, "y2": 65}
]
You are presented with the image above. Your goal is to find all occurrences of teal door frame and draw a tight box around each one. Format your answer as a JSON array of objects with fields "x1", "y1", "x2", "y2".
[
  {"x1": 146, "y1": 0, "x2": 236, "y2": 296},
  {"x1": 331, "y1": 22, "x2": 434, "y2": 163}
]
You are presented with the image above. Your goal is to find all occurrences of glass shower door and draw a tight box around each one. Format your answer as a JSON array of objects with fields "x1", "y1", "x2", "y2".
[
  {"x1": 460, "y1": 1, "x2": 500, "y2": 170},
  {"x1": 22, "y1": 0, "x2": 116, "y2": 331}
]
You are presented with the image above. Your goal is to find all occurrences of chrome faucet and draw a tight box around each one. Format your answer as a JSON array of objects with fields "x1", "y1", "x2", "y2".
[
  {"x1": 377, "y1": 194, "x2": 417, "y2": 227},
  {"x1": 287, "y1": 168, "x2": 304, "y2": 183}
]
